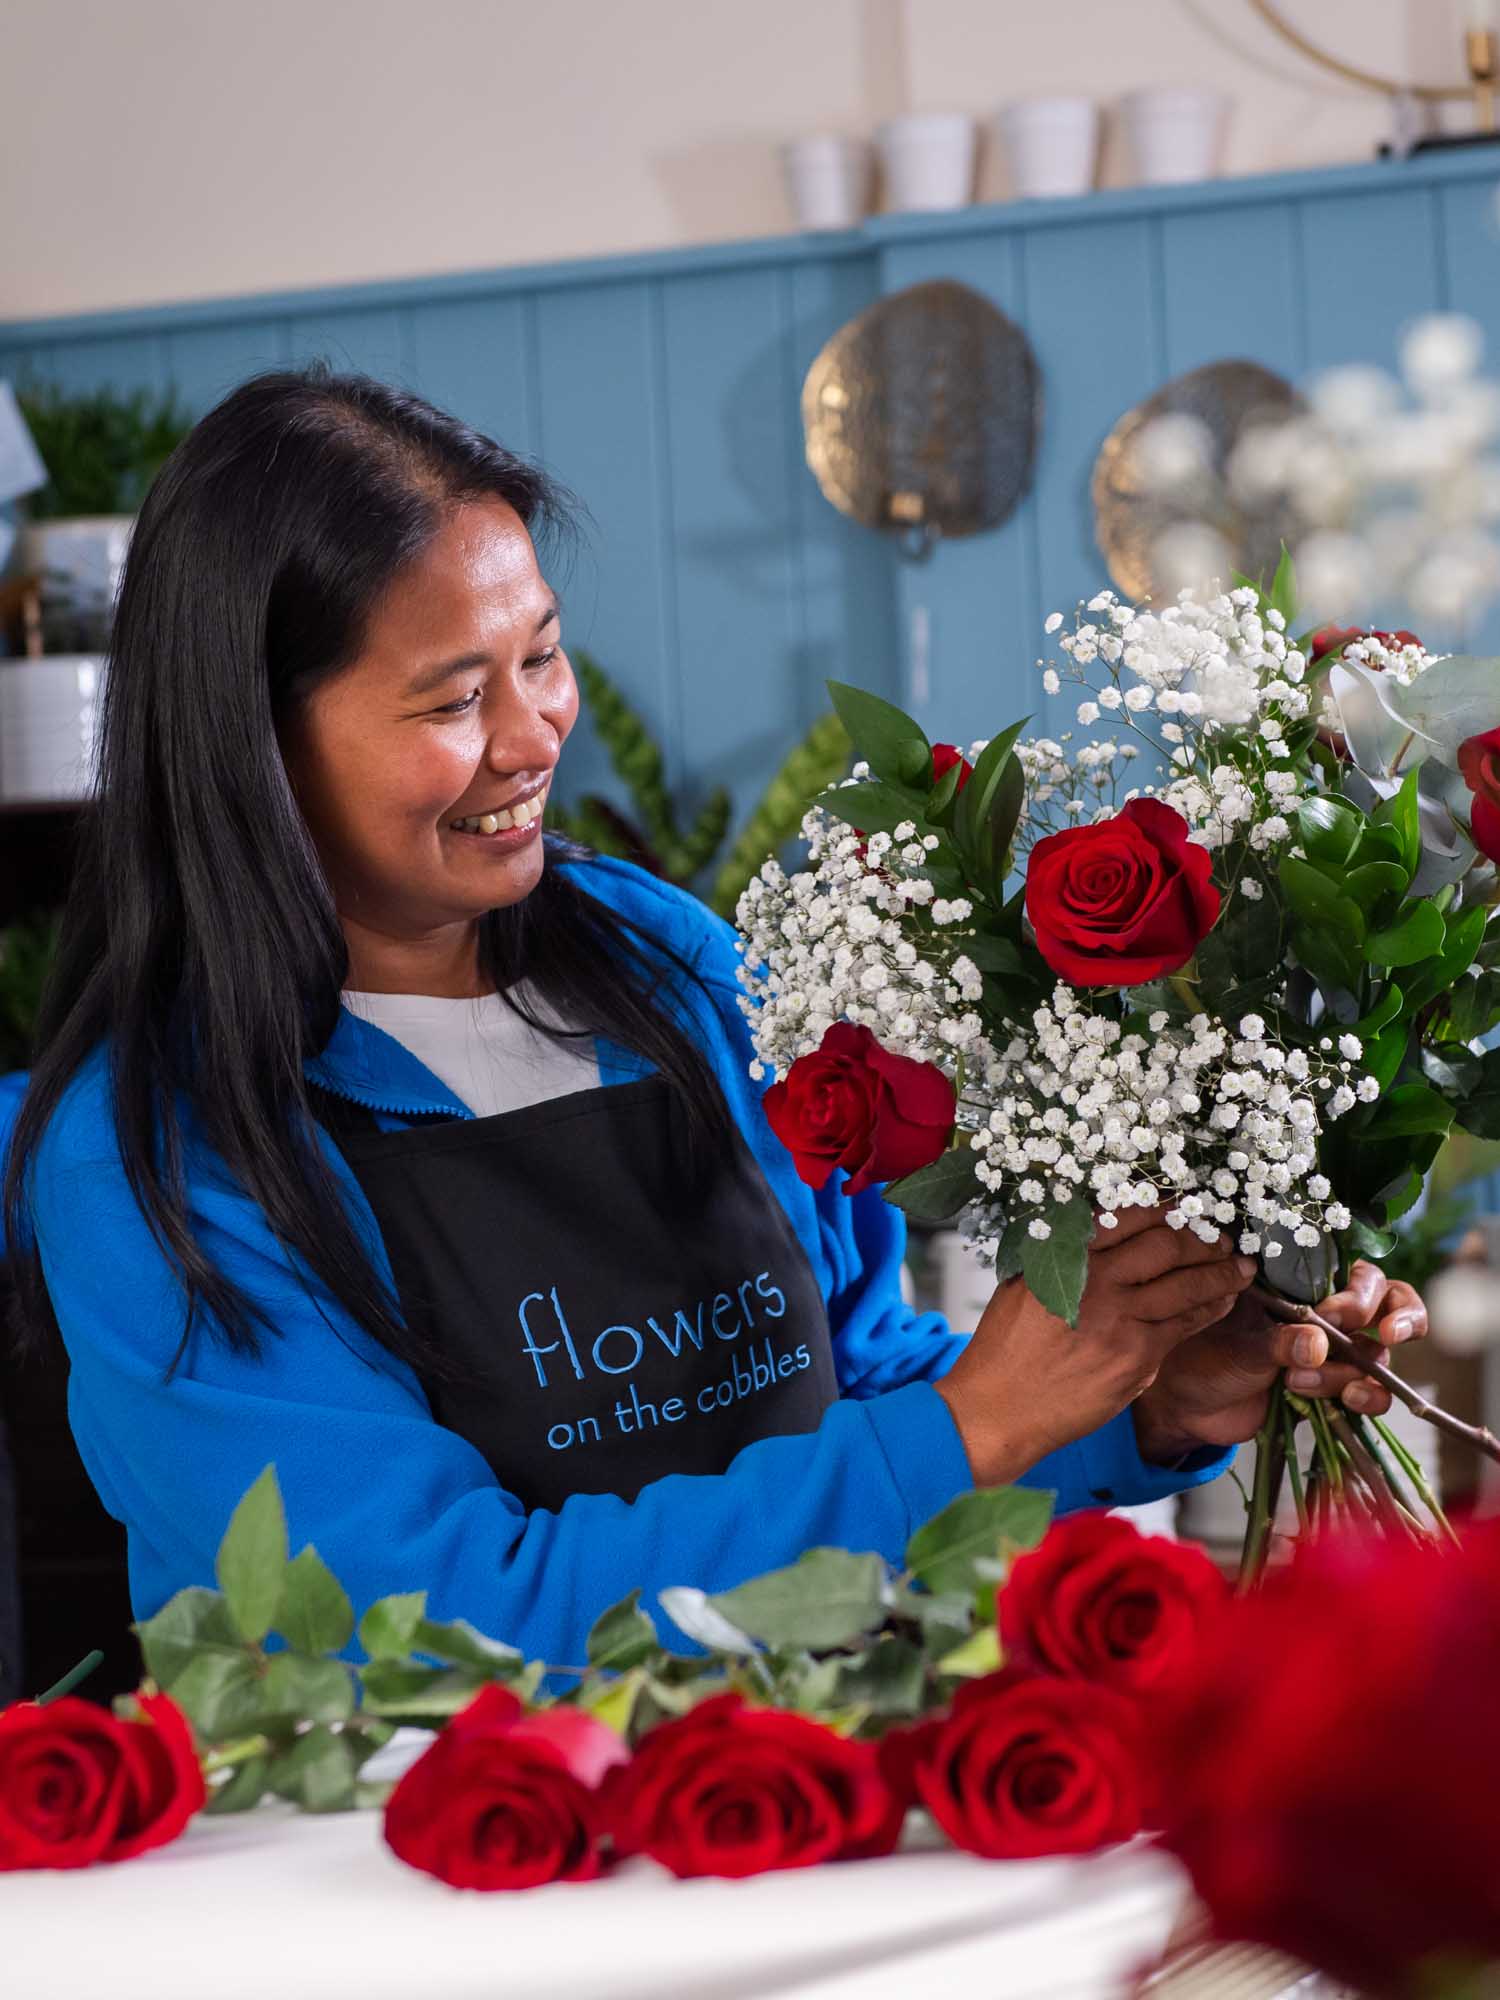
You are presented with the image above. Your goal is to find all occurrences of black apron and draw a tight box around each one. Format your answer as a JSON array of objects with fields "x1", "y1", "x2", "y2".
[{"x1": 310, "y1": 1073, "x2": 837, "y2": 1513}]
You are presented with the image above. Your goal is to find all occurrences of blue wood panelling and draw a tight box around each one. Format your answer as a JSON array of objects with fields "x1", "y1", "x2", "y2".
[{"x1": 4, "y1": 150, "x2": 1500, "y2": 827}]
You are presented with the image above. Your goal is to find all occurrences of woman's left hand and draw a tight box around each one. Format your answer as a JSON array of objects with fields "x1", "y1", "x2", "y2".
[{"x1": 1132, "y1": 1257, "x2": 1429, "y2": 1461}]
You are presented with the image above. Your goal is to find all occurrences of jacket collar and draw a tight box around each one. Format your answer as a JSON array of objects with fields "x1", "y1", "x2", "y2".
[{"x1": 303, "y1": 1003, "x2": 474, "y2": 1120}]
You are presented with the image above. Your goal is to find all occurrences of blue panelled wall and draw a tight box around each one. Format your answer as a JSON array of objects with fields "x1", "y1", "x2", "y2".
[{"x1": 4, "y1": 149, "x2": 1500, "y2": 826}]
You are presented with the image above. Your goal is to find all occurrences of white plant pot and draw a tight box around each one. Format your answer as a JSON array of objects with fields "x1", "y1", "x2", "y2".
[
  {"x1": 0, "y1": 655, "x2": 102, "y2": 803},
  {"x1": 1121, "y1": 87, "x2": 1229, "y2": 187},
  {"x1": 782, "y1": 134, "x2": 874, "y2": 232},
  {"x1": 998, "y1": 96, "x2": 1100, "y2": 199},
  {"x1": 876, "y1": 112, "x2": 978, "y2": 214},
  {"x1": 16, "y1": 514, "x2": 134, "y2": 652}
]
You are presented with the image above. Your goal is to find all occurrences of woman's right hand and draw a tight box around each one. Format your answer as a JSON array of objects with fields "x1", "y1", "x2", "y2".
[{"x1": 934, "y1": 1205, "x2": 1257, "y2": 1487}]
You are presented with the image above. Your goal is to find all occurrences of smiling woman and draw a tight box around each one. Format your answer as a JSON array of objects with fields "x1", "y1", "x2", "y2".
[{"x1": 0, "y1": 364, "x2": 1300, "y2": 1670}]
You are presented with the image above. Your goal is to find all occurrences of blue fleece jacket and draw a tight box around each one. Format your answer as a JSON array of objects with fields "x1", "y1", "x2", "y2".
[{"x1": 24, "y1": 857, "x2": 1227, "y2": 1662}]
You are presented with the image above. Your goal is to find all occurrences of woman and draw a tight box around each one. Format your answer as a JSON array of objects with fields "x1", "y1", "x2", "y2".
[{"x1": 3, "y1": 369, "x2": 1426, "y2": 1666}]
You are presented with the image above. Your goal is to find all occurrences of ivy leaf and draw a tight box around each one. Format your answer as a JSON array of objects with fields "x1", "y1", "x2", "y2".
[
  {"x1": 905, "y1": 1486, "x2": 1054, "y2": 1597},
  {"x1": 277, "y1": 1546, "x2": 354, "y2": 1658},
  {"x1": 215, "y1": 1465, "x2": 289, "y2": 1647},
  {"x1": 357, "y1": 1592, "x2": 427, "y2": 1661},
  {"x1": 883, "y1": 1147, "x2": 979, "y2": 1223},
  {"x1": 709, "y1": 1548, "x2": 889, "y2": 1652},
  {"x1": 1018, "y1": 1197, "x2": 1093, "y2": 1326},
  {"x1": 585, "y1": 1590, "x2": 660, "y2": 1674},
  {"x1": 826, "y1": 682, "x2": 932, "y2": 790}
]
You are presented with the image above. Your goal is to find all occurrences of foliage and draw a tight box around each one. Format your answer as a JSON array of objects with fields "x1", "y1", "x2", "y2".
[
  {"x1": 546, "y1": 651, "x2": 850, "y2": 917},
  {"x1": 16, "y1": 379, "x2": 194, "y2": 520},
  {"x1": 132, "y1": 1465, "x2": 1054, "y2": 1812}
]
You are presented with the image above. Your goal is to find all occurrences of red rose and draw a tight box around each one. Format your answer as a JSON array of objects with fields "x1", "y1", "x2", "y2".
[
  {"x1": 999, "y1": 1513, "x2": 1226, "y2": 1696},
  {"x1": 604, "y1": 1692, "x2": 901, "y2": 1879},
  {"x1": 1025, "y1": 798, "x2": 1220, "y2": 987},
  {"x1": 931, "y1": 743, "x2": 973, "y2": 791},
  {"x1": 763, "y1": 1022, "x2": 955, "y2": 1194},
  {"x1": 383, "y1": 1682, "x2": 627, "y2": 1891},
  {"x1": 890, "y1": 1669, "x2": 1144, "y2": 1860},
  {"x1": 1155, "y1": 1524, "x2": 1500, "y2": 1996},
  {"x1": 0, "y1": 1691, "x2": 204, "y2": 1870},
  {"x1": 1459, "y1": 727, "x2": 1500, "y2": 865},
  {"x1": 1308, "y1": 625, "x2": 1421, "y2": 662}
]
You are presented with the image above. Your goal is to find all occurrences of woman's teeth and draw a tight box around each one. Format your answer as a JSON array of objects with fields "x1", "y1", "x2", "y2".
[{"x1": 450, "y1": 795, "x2": 544, "y2": 835}]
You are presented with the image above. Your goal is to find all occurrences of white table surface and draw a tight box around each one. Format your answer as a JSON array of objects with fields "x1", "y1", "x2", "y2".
[{"x1": 3, "y1": 1801, "x2": 1196, "y2": 2000}]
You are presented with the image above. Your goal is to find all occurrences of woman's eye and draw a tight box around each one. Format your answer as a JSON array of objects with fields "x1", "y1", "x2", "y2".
[
  {"x1": 434, "y1": 689, "x2": 482, "y2": 716},
  {"x1": 525, "y1": 646, "x2": 559, "y2": 673}
]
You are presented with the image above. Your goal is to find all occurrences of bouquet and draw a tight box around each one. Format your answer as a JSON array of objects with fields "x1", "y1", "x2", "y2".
[{"x1": 735, "y1": 558, "x2": 1500, "y2": 1570}]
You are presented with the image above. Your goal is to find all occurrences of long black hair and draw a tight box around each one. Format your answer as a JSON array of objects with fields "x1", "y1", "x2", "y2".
[{"x1": 4, "y1": 364, "x2": 731, "y2": 1375}]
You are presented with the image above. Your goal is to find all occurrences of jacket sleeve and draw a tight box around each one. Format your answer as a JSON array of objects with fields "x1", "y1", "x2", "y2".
[{"x1": 30, "y1": 1074, "x2": 976, "y2": 1667}]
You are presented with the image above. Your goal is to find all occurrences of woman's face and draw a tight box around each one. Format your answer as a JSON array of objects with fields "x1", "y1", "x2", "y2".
[{"x1": 282, "y1": 499, "x2": 578, "y2": 962}]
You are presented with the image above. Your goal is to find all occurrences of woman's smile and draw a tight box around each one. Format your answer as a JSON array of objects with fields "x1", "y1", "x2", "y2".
[{"x1": 447, "y1": 777, "x2": 550, "y2": 842}]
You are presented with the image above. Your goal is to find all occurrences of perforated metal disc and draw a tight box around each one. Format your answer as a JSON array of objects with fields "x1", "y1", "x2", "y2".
[
  {"x1": 802, "y1": 279, "x2": 1041, "y2": 547},
  {"x1": 1093, "y1": 359, "x2": 1303, "y2": 600}
]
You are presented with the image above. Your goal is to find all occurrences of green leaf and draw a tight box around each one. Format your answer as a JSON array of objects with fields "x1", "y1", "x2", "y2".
[
  {"x1": 1268, "y1": 545, "x2": 1298, "y2": 624},
  {"x1": 963, "y1": 934, "x2": 1027, "y2": 977},
  {"x1": 167, "y1": 1650, "x2": 265, "y2": 1740},
  {"x1": 1403, "y1": 904, "x2": 1487, "y2": 1012},
  {"x1": 1340, "y1": 861, "x2": 1410, "y2": 913},
  {"x1": 277, "y1": 1546, "x2": 354, "y2": 1658},
  {"x1": 581, "y1": 1666, "x2": 647, "y2": 1738},
  {"x1": 585, "y1": 1590, "x2": 660, "y2": 1674},
  {"x1": 1279, "y1": 857, "x2": 1366, "y2": 943},
  {"x1": 266, "y1": 1725, "x2": 360, "y2": 1813},
  {"x1": 215, "y1": 1465, "x2": 289, "y2": 1647},
  {"x1": 411, "y1": 1617, "x2": 525, "y2": 1677},
  {"x1": 1363, "y1": 1081, "x2": 1455, "y2": 1140},
  {"x1": 357, "y1": 1591, "x2": 427, "y2": 1661},
  {"x1": 904, "y1": 1485, "x2": 1054, "y2": 1597},
  {"x1": 1297, "y1": 795, "x2": 1365, "y2": 868},
  {"x1": 709, "y1": 1548, "x2": 888, "y2": 1652},
  {"x1": 1458, "y1": 1048, "x2": 1500, "y2": 1140},
  {"x1": 203, "y1": 1756, "x2": 271, "y2": 1816},
  {"x1": 1352, "y1": 985, "x2": 1405, "y2": 1040},
  {"x1": 358, "y1": 1658, "x2": 488, "y2": 1722},
  {"x1": 978, "y1": 757, "x2": 1027, "y2": 901},
  {"x1": 830, "y1": 1637, "x2": 928, "y2": 1716},
  {"x1": 883, "y1": 1146, "x2": 978, "y2": 1222},
  {"x1": 955, "y1": 722, "x2": 1028, "y2": 864},
  {"x1": 924, "y1": 753, "x2": 967, "y2": 828},
  {"x1": 260, "y1": 1653, "x2": 356, "y2": 1726},
  {"x1": 1371, "y1": 768, "x2": 1423, "y2": 875},
  {"x1": 1366, "y1": 901, "x2": 1446, "y2": 967},
  {"x1": 1363, "y1": 1021, "x2": 1409, "y2": 1092},
  {"x1": 133, "y1": 1587, "x2": 244, "y2": 1688},
  {"x1": 1018, "y1": 1197, "x2": 1093, "y2": 1326},
  {"x1": 656, "y1": 1586, "x2": 758, "y2": 1655},
  {"x1": 1421, "y1": 1045, "x2": 1481, "y2": 1096},
  {"x1": 936, "y1": 1625, "x2": 1003, "y2": 1679},
  {"x1": 826, "y1": 682, "x2": 932, "y2": 789},
  {"x1": 1342, "y1": 1217, "x2": 1400, "y2": 1262},
  {"x1": 812, "y1": 778, "x2": 926, "y2": 835}
]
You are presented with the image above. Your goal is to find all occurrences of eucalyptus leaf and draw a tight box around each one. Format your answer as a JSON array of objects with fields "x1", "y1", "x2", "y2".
[
  {"x1": 904, "y1": 1485, "x2": 1054, "y2": 1597},
  {"x1": 277, "y1": 1546, "x2": 354, "y2": 1658},
  {"x1": 215, "y1": 1465, "x2": 289, "y2": 1647},
  {"x1": 709, "y1": 1548, "x2": 888, "y2": 1652},
  {"x1": 884, "y1": 1147, "x2": 979, "y2": 1223},
  {"x1": 1384, "y1": 655, "x2": 1500, "y2": 766},
  {"x1": 1018, "y1": 1197, "x2": 1093, "y2": 1326}
]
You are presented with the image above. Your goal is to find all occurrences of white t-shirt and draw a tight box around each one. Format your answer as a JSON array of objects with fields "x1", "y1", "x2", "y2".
[{"x1": 340, "y1": 982, "x2": 600, "y2": 1118}]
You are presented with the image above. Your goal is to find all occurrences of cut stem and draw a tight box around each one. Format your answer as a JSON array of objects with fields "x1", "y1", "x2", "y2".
[{"x1": 1371, "y1": 1413, "x2": 1461, "y2": 1546}]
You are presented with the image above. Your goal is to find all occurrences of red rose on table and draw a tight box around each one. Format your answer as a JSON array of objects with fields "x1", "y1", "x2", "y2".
[
  {"x1": 930, "y1": 742, "x2": 973, "y2": 791},
  {"x1": 763, "y1": 1023, "x2": 955, "y2": 1194},
  {"x1": 0, "y1": 1690, "x2": 204, "y2": 1870},
  {"x1": 1459, "y1": 726, "x2": 1500, "y2": 865},
  {"x1": 889, "y1": 1669, "x2": 1144, "y2": 1861},
  {"x1": 604, "y1": 1692, "x2": 901, "y2": 1879},
  {"x1": 999, "y1": 1513, "x2": 1226, "y2": 1696},
  {"x1": 383, "y1": 1682, "x2": 627, "y2": 1891},
  {"x1": 1025, "y1": 798, "x2": 1220, "y2": 987},
  {"x1": 1155, "y1": 1525, "x2": 1500, "y2": 1996}
]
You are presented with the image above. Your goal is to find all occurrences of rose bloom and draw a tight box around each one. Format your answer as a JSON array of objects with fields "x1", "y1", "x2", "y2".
[
  {"x1": 605, "y1": 1692, "x2": 901, "y2": 1878},
  {"x1": 763, "y1": 1022, "x2": 955, "y2": 1195},
  {"x1": 1025, "y1": 797, "x2": 1220, "y2": 987},
  {"x1": 885, "y1": 1669, "x2": 1144, "y2": 1861},
  {"x1": 930, "y1": 742, "x2": 973, "y2": 791},
  {"x1": 1155, "y1": 1523, "x2": 1500, "y2": 1997},
  {"x1": 383, "y1": 1683, "x2": 627, "y2": 1891},
  {"x1": 0, "y1": 1691, "x2": 204, "y2": 1870},
  {"x1": 999, "y1": 1513, "x2": 1226, "y2": 1696},
  {"x1": 1458, "y1": 726, "x2": 1500, "y2": 866}
]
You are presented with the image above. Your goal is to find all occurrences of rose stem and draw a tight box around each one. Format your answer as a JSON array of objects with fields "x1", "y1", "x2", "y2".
[
  {"x1": 1280, "y1": 1397, "x2": 1310, "y2": 1535},
  {"x1": 1348, "y1": 1409, "x2": 1432, "y2": 1538},
  {"x1": 1238, "y1": 1383, "x2": 1287, "y2": 1587},
  {"x1": 1252, "y1": 1286, "x2": 1500, "y2": 1467},
  {"x1": 1370, "y1": 1413, "x2": 1461, "y2": 1545},
  {"x1": 1328, "y1": 1411, "x2": 1423, "y2": 1540}
]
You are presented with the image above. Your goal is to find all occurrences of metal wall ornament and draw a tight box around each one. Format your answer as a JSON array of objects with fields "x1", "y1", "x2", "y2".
[
  {"x1": 802, "y1": 279, "x2": 1041, "y2": 562},
  {"x1": 1093, "y1": 359, "x2": 1304, "y2": 602}
]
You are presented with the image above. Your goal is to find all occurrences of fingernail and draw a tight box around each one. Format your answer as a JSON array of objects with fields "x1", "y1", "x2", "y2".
[
  {"x1": 1389, "y1": 1311, "x2": 1417, "y2": 1340},
  {"x1": 1344, "y1": 1384, "x2": 1374, "y2": 1413},
  {"x1": 1293, "y1": 1331, "x2": 1325, "y2": 1368},
  {"x1": 1236, "y1": 1257, "x2": 1257, "y2": 1278},
  {"x1": 1288, "y1": 1369, "x2": 1324, "y2": 1393}
]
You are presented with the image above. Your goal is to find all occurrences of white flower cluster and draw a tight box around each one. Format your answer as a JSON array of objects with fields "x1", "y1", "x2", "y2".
[
  {"x1": 962, "y1": 986, "x2": 1371, "y2": 1260},
  {"x1": 1040, "y1": 585, "x2": 1315, "y2": 858},
  {"x1": 735, "y1": 801, "x2": 987, "y2": 1080}
]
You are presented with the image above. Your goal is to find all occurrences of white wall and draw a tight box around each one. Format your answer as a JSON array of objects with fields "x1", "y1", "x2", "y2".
[{"x1": 1, "y1": 0, "x2": 1484, "y2": 321}]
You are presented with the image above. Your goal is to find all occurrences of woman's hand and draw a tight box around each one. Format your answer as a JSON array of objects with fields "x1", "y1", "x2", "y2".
[
  {"x1": 1132, "y1": 1257, "x2": 1429, "y2": 1461},
  {"x1": 935, "y1": 1206, "x2": 1256, "y2": 1487}
]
